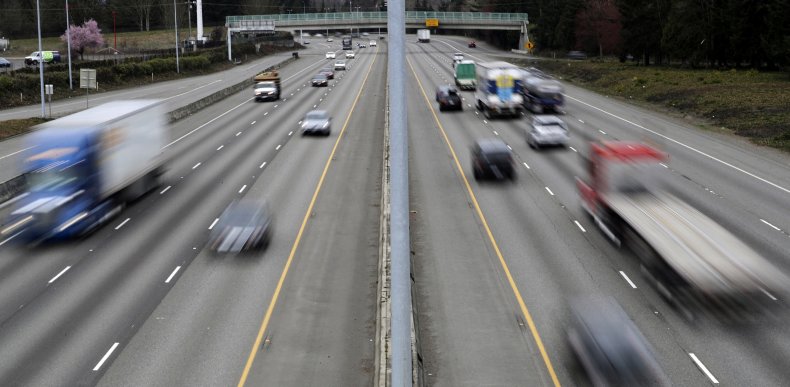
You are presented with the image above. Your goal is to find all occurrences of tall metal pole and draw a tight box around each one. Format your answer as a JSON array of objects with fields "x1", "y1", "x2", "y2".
[
  {"x1": 187, "y1": 0, "x2": 192, "y2": 50},
  {"x1": 173, "y1": 0, "x2": 180, "y2": 73},
  {"x1": 388, "y1": 0, "x2": 411, "y2": 384},
  {"x1": 36, "y1": 0, "x2": 46, "y2": 118},
  {"x1": 113, "y1": 11, "x2": 117, "y2": 50},
  {"x1": 65, "y1": 0, "x2": 73, "y2": 90}
]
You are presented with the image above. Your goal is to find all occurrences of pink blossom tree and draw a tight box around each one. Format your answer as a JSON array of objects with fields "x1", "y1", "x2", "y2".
[{"x1": 61, "y1": 19, "x2": 105, "y2": 60}]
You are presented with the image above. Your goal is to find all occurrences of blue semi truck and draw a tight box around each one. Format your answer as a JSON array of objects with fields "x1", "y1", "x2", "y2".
[{"x1": 1, "y1": 100, "x2": 166, "y2": 242}]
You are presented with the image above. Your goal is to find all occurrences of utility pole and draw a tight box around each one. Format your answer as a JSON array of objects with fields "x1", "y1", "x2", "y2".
[
  {"x1": 113, "y1": 11, "x2": 117, "y2": 50},
  {"x1": 65, "y1": 0, "x2": 73, "y2": 89},
  {"x1": 36, "y1": 0, "x2": 45, "y2": 118},
  {"x1": 173, "y1": 0, "x2": 180, "y2": 73},
  {"x1": 187, "y1": 0, "x2": 193, "y2": 51}
]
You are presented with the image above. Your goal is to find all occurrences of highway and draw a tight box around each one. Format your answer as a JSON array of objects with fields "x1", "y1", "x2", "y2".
[{"x1": 0, "y1": 33, "x2": 788, "y2": 387}]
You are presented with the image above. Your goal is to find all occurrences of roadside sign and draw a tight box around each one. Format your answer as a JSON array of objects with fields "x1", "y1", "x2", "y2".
[
  {"x1": 45, "y1": 84, "x2": 53, "y2": 95},
  {"x1": 425, "y1": 18, "x2": 439, "y2": 27},
  {"x1": 525, "y1": 41, "x2": 534, "y2": 50},
  {"x1": 80, "y1": 69, "x2": 97, "y2": 89}
]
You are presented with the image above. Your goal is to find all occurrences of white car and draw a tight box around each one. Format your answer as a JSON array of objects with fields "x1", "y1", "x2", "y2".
[
  {"x1": 345, "y1": 51, "x2": 355, "y2": 59},
  {"x1": 370, "y1": 40, "x2": 377, "y2": 47},
  {"x1": 453, "y1": 53, "x2": 464, "y2": 62},
  {"x1": 327, "y1": 38, "x2": 334, "y2": 42},
  {"x1": 334, "y1": 60, "x2": 346, "y2": 71},
  {"x1": 326, "y1": 51, "x2": 336, "y2": 59},
  {"x1": 527, "y1": 115, "x2": 569, "y2": 149}
]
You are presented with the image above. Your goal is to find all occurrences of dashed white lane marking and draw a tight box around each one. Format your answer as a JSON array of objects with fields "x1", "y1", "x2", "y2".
[
  {"x1": 578, "y1": 119, "x2": 585, "y2": 123},
  {"x1": 762, "y1": 288, "x2": 778, "y2": 301},
  {"x1": 313, "y1": 105, "x2": 317, "y2": 108},
  {"x1": 564, "y1": 94, "x2": 790, "y2": 195},
  {"x1": 545, "y1": 187, "x2": 554, "y2": 196},
  {"x1": 264, "y1": 112, "x2": 269, "y2": 116},
  {"x1": 93, "y1": 343, "x2": 120, "y2": 371},
  {"x1": 239, "y1": 185, "x2": 247, "y2": 194},
  {"x1": 598, "y1": 130, "x2": 606, "y2": 134},
  {"x1": 507, "y1": 145, "x2": 512, "y2": 150},
  {"x1": 217, "y1": 145, "x2": 224, "y2": 151},
  {"x1": 475, "y1": 111, "x2": 479, "y2": 115},
  {"x1": 165, "y1": 266, "x2": 181, "y2": 284},
  {"x1": 760, "y1": 219, "x2": 781, "y2": 231},
  {"x1": 689, "y1": 353, "x2": 719, "y2": 384},
  {"x1": 259, "y1": 161, "x2": 267, "y2": 169},
  {"x1": 164, "y1": 98, "x2": 251, "y2": 148},
  {"x1": 288, "y1": 131, "x2": 293, "y2": 136},
  {"x1": 208, "y1": 218, "x2": 219, "y2": 230},
  {"x1": 48, "y1": 266, "x2": 71, "y2": 284},
  {"x1": 569, "y1": 146, "x2": 577, "y2": 152},
  {"x1": 274, "y1": 105, "x2": 279, "y2": 108},
  {"x1": 276, "y1": 145, "x2": 282, "y2": 151},
  {"x1": 659, "y1": 162, "x2": 668, "y2": 168},
  {"x1": 160, "y1": 186, "x2": 171, "y2": 194},
  {"x1": 523, "y1": 162, "x2": 531, "y2": 169},
  {"x1": 236, "y1": 131, "x2": 242, "y2": 136},
  {"x1": 192, "y1": 162, "x2": 201, "y2": 170},
  {"x1": 250, "y1": 121, "x2": 256, "y2": 125},
  {"x1": 574, "y1": 220, "x2": 586, "y2": 233},
  {"x1": 619, "y1": 271, "x2": 637, "y2": 288},
  {"x1": 492, "y1": 130, "x2": 497, "y2": 135},
  {"x1": 0, "y1": 231, "x2": 22, "y2": 247},
  {"x1": 114, "y1": 218, "x2": 130, "y2": 230}
]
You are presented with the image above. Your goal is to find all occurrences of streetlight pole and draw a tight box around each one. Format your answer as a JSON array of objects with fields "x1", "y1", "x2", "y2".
[
  {"x1": 187, "y1": 0, "x2": 192, "y2": 51},
  {"x1": 113, "y1": 11, "x2": 117, "y2": 50},
  {"x1": 173, "y1": 0, "x2": 180, "y2": 73},
  {"x1": 65, "y1": 0, "x2": 73, "y2": 90},
  {"x1": 35, "y1": 0, "x2": 45, "y2": 118}
]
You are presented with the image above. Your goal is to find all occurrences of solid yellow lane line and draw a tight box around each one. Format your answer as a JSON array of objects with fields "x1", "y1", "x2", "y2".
[
  {"x1": 237, "y1": 46, "x2": 381, "y2": 387},
  {"x1": 406, "y1": 57, "x2": 562, "y2": 387}
]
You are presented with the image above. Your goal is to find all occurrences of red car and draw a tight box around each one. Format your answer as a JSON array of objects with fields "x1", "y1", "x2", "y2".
[{"x1": 468, "y1": 41, "x2": 476, "y2": 48}]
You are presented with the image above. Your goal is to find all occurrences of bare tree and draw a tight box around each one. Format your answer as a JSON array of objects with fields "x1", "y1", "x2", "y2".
[{"x1": 131, "y1": 0, "x2": 156, "y2": 31}]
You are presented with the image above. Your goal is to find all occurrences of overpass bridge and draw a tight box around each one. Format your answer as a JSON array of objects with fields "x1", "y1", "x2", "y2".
[{"x1": 226, "y1": 11, "x2": 529, "y2": 60}]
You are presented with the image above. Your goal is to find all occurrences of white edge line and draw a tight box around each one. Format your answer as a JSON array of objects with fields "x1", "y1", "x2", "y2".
[
  {"x1": 619, "y1": 271, "x2": 637, "y2": 289},
  {"x1": 574, "y1": 220, "x2": 586, "y2": 233},
  {"x1": 760, "y1": 219, "x2": 781, "y2": 231},
  {"x1": 114, "y1": 218, "x2": 130, "y2": 230},
  {"x1": 48, "y1": 266, "x2": 71, "y2": 284},
  {"x1": 93, "y1": 342, "x2": 120, "y2": 371},
  {"x1": 563, "y1": 94, "x2": 790, "y2": 195},
  {"x1": 689, "y1": 353, "x2": 719, "y2": 384},
  {"x1": 0, "y1": 231, "x2": 23, "y2": 247},
  {"x1": 165, "y1": 266, "x2": 181, "y2": 284},
  {"x1": 208, "y1": 218, "x2": 219, "y2": 230},
  {"x1": 0, "y1": 146, "x2": 35, "y2": 161},
  {"x1": 164, "y1": 98, "x2": 251, "y2": 149}
]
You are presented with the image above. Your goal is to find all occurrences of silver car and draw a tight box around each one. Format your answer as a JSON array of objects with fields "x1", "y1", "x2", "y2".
[
  {"x1": 302, "y1": 110, "x2": 331, "y2": 136},
  {"x1": 208, "y1": 200, "x2": 273, "y2": 254},
  {"x1": 527, "y1": 115, "x2": 569, "y2": 149}
]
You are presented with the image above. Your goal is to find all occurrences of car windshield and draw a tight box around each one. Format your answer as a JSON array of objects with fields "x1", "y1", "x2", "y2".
[
  {"x1": 313, "y1": 74, "x2": 327, "y2": 80},
  {"x1": 255, "y1": 82, "x2": 275, "y2": 88},
  {"x1": 306, "y1": 111, "x2": 328, "y2": 120},
  {"x1": 536, "y1": 123, "x2": 566, "y2": 132}
]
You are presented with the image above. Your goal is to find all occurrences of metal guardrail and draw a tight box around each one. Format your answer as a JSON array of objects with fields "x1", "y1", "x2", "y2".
[{"x1": 227, "y1": 11, "x2": 528, "y2": 26}]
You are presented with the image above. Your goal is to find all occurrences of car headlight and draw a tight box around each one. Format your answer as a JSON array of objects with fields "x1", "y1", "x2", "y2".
[{"x1": 255, "y1": 92, "x2": 262, "y2": 95}]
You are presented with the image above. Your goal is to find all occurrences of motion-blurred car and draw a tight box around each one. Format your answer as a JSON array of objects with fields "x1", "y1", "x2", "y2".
[
  {"x1": 334, "y1": 60, "x2": 346, "y2": 71},
  {"x1": 468, "y1": 41, "x2": 476, "y2": 48},
  {"x1": 370, "y1": 40, "x2": 377, "y2": 47},
  {"x1": 253, "y1": 81, "x2": 279, "y2": 102},
  {"x1": 567, "y1": 50, "x2": 587, "y2": 60},
  {"x1": 311, "y1": 73, "x2": 329, "y2": 87},
  {"x1": 345, "y1": 51, "x2": 355, "y2": 59},
  {"x1": 301, "y1": 110, "x2": 331, "y2": 136},
  {"x1": 527, "y1": 115, "x2": 569, "y2": 149},
  {"x1": 319, "y1": 67, "x2": 334, "y2": 79},
  {"x1": 435, "y1": 85, "x2": 462, "y2": 112},
  {"x1": 471, "y1": 138, "x2": 516, "y2": 181},
  {"x1": 326, "y1": 51, "x2": 336, "y2": 59},
  {"x1": 567, "y1": 297, "x2": 669, "y2": 387},
  {"x1": 0, "y1": 57, "x2": 11, "y2": 68},
  {"x1": 208, "y1": 200, "x2": 273, "y2": 254}
]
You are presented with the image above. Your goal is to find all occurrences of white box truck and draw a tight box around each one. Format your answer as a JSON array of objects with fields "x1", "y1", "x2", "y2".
[{"x1": 417, "y1": 29, "x2": 430, "y2": 43}]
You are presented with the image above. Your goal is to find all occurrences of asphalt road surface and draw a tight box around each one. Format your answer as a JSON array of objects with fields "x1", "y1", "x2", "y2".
[{"x1": 0, "y1": 34, "x2": 789, "y2": 387}]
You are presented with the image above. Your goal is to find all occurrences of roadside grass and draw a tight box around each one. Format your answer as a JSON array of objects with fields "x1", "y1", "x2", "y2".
[
  {"x1": 514, "y1": 59, "x2": 790, "y2": 152},
  {"x1": 3, "y1": 29, "x2": 212, "y2": 57},
  {"x1": 0, "y1": 118, "x2": 49, "y2": 141}
]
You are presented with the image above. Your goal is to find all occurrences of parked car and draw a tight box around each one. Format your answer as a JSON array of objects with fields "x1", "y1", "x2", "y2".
[
  {"x1": 302, "y1": 110, "x2": 332, "y2": 136},
  {"x1": 435, "y1": 85, "x2": 462, "y2": 112},
  {"x1": 527, "y1": 115, "x2": 569, "y2": 149},
  {"x1": 319, "y1": 67, "x2": 335, "y2": 79},
  {"x1": 334, "y1": 60, "x2": 346, "y2": 71},
  {"x1": 326, "y1": 51, "x2": 336, "y2": 59},
  {"x1": 311, "y1": 73, "x2": 329, "y2": 87},
  {"x1": 207, "y1": 200, "x2": 274, "y2": 254},
  {"x1": 567, "y1": 297, "x2": 669, "y2": 387},
  {"x1": 567, "y1": 50, "x2": 587, "y2": 60},
  {"x1": 471, "y1": 138, "x2": 516, "y2": 181},
  {"x1": 0, "y1": 57, "x2": 11, "y2": 68},
  {"x1": 468, "y1": 41, "x2": 476, "y2": 48}
]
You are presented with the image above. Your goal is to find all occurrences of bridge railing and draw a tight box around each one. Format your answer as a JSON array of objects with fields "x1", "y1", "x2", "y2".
[{"x1": 227, "y1": 11, "x2": 528, "y2": 26}]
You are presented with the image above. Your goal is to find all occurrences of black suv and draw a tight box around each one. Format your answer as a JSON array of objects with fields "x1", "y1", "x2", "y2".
[
  {"x1": 435, "y1": 85, "x2": 462, "y2": 112},
  {"x1": 471, "y1": 138, "x2": 516, "y2": 181}
]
